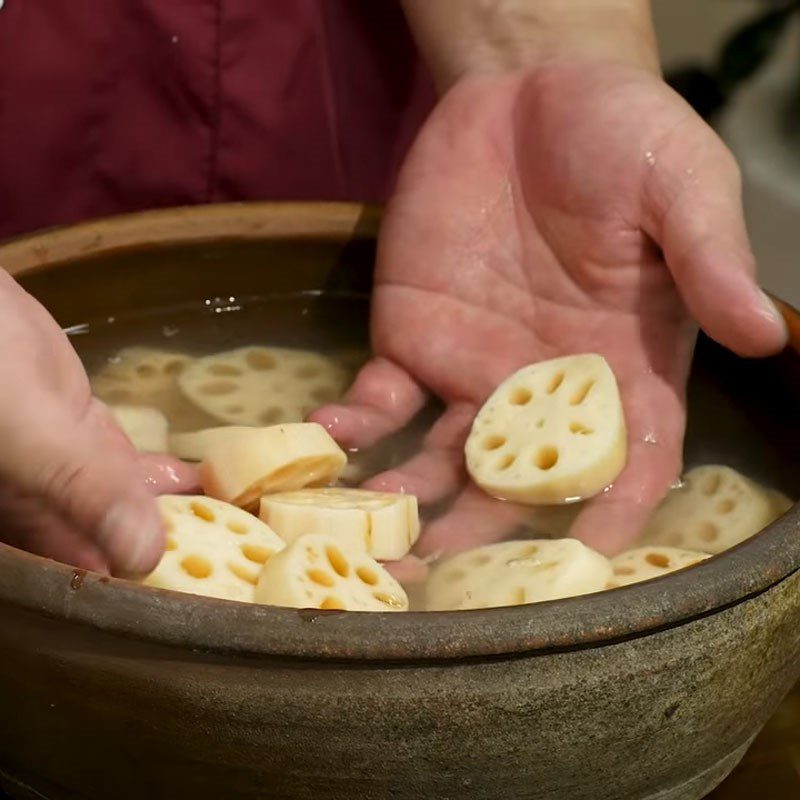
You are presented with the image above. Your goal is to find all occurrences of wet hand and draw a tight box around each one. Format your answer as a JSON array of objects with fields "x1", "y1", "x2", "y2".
[
  {"x1": 313, "y1": 61, "x2": 787, "y2": 558},
  {"x1": 0, "y1": 271, "x2": 197, "y2": 575}
]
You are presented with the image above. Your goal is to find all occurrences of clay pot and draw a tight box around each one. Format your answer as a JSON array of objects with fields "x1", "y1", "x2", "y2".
[{"x1": 0, "y1": 203, "x2": 797, "y2": 800}]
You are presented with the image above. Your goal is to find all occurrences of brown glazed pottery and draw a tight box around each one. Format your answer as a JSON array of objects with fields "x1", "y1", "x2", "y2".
[{"x1": 0, "y1": 203, "x2": 798, "y2": 800}]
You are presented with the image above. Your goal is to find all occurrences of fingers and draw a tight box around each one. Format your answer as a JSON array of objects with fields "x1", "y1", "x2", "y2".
[
  {"x1": 382, "y1": 554, "x2": 430, "y2": 586},
  {"x1": 0, "y1": 484, "x2": 110, "y2": 573},
  {"x1": 138, "y1": 455, "x2": 201, "y2": 495},
  {"x1": 646, "y1": 131, "x2": 787, "y2": 357},
  {"x1": 415, "y1": 485, "x2": 531, "y2": 559},
  {"x1": 570, "y1": 439, "x2": 680, "y2": 556},
  {"x1": 363, "y1": 403, "x2": 474, "y2": 503},
  {"x1": 309, "y1": 357, "x2": 428, "y2": 449},
  {"x1": 1, "y1": 399, "x2": 165, "y2": 577},
  {"x1": 570, "y1": 372, "x2": 685, "y2": 555}
]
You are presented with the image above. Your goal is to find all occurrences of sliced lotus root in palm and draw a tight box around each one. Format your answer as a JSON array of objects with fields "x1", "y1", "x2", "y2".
[
  {"x1": 640, "y1": 465, "x2": 783, "y2": 554},
  {"x1": 109, "y1": 405, "x2": 169, "y2": 453},
  {"x1": 91, "y1": 347, "x2": 218, "y2": 432},
  {"x1": 168, "y1": 426, "x2": 256, "y2": 462},
  {"x1": 259, "y1": 488, "x2": 420, "y2": 562},
  {"x1": 200, "y1": 422, "x2": 347, "y2": 510},
  {"x1": 607, "y1": 546, "x2": 710, "y2": 589},
  {"x1": 465, "y1": 354, "x2": 627, "y2": 505},
  {"x1": 177, "y1": 346, "x2": 351, "y2": 427},
  {"x1": 143, "y1": 495, "x2": 285, "y2": 602},
  {"x1": 425, "y1": 538, "x2": 612, "y2": 611},
  {"x1": 254, "y1": 533, "x2": 408, "y2": 611}
]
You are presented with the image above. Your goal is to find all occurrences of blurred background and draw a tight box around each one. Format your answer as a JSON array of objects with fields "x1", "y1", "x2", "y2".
[{"x1": 653, "y1": 0, "x2": 800, "y2": 304}]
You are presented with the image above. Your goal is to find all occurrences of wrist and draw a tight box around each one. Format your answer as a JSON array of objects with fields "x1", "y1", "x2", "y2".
[{"x1": 402, "y1": 0, "x2": 661, "y2": 92}]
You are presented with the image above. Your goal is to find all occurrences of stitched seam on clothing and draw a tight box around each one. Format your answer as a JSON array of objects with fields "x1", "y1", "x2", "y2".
[{"x1": 205, "y1": 0, "x2": 223, "y2": 202}]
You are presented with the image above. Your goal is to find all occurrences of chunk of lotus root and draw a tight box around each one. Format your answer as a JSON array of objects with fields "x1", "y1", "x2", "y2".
[
  {"x1": 640, "y1": 465, "x2": 784, "y2": 554},
  {"x1": 465, "y1": 354, "x2": 627, "y2": 504},
  {"x1": 143, "y1": 495, "x2": 285, "y2": 602},
  {"x1": 425, "y1": 538, "x2": 612, "y2": 611},
  {"x1": 91, "y1": 347, "x2": 219, "y2": 432},
  {"x1": 255, "y1": 533, "x2": 408, "y2": 612},
  {"x1": 177, "y1": 346, "x2": 351, "y2": 427}
]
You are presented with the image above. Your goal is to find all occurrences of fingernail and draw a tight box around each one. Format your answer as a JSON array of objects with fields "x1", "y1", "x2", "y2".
[
  {"x1": 102, "y1": 500, "x2": 164, "y2": 576},
  {"x1": 759, "y1": 290, "x2": 789, "y2": 340}
]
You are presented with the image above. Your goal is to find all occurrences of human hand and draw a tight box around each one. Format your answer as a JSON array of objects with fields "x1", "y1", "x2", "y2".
[
  {"x1": 0, "y1": 270, "x2": 197, "y2": 576},
  {"x1": 313, "y1": 59, "x2": 787, "y2": 560}
]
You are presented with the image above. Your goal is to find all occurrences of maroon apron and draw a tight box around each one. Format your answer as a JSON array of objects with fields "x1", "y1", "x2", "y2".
[{"x1": 0, "y1": 1, "x2": 435, "y2": 239}]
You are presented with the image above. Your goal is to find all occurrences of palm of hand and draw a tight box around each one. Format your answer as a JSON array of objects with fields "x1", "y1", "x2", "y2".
[{"x1": 314, "y1": 62, "x2": 785, "y2": 560}]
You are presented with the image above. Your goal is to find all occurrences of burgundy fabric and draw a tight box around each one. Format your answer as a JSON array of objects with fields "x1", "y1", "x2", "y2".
[{"x1": 0, "y1": 1, "x2": 435, "y2": 239}]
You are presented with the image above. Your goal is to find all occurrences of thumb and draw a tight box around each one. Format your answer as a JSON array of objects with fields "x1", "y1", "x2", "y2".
[
  {"x1": 1, "y1": 400, "x2": 165, "y2": 577},
  {"x1": 647, "y1": 133, "x2": 787, "y2": 357}
]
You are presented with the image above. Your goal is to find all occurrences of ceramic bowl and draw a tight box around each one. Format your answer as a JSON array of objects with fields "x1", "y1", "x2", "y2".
[{"x1": 0, "y1": 203, "x2": 797, "y2": 800}]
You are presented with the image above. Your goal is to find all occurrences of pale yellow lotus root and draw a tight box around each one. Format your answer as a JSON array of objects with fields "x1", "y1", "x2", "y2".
[
  {"x1": 91, "y1": 347, "x2": 218, "y2": 432},
  {"x1": 255, "y1": 533, "x2": 409, "y2": 612},
  {"x1": 768, "y1": 489, "x2": 794, "y2": 517},
  {"x1": 143, "y1": 495, "x2": 285, "y2": 602},
  {"x1": 640, "y1": 465, "x2": 784, "y2": 554},
  {"x1": 607, "y1": 546, "x2": 710, "y2": 589},
  {"x1": 168, "y1": 426, "x2": 255, "y2": 462},
  {"x1": 109, "y1": 405, "x2": 168, "y2": 453},
  {"x1": 259, "y1": 488, "x2": 420, "y2": 562},
  {"x1": 200, "y1": 423, "x2": 347, "y2": 509},
  {"x1": 464, "y1": 354, "x2": 627, "y2": 504},
  {"x1": 425, "y1": 538, "x2": 612, "y2": 612},
  {"x1": 177, "y1": 346, "x2": 350, "y2": 427}
]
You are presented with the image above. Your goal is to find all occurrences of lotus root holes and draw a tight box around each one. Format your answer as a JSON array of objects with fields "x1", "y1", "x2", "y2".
[
  {"x1": 509, "y1": 387, "x2": 533, "y2": 406},
  {"x1": 374, "y1": 592, "x2": 404, "y2": 608},
  {"x1": 136, "y1": 364, "x2": 157, "y2": 379},
  {"x1": 326, "y1": 546, "x2": 350, "y2": 577},
  {"x1": 307, "y1": 569, "x2": 335, "y2": 587},
  {"x1": 356, "y1": 567, "x2": 378, "y2": 586},
  {"x1": 695, "y1": 522, "x2": 719, "y2": 543},
  {"x1": 296, "y1": 364, "x2": 321, "y2": 379},
  {"x1": 570, "y1": 380, "x2": 594, "y2": 405},
  {"x1": 497, "y1": 454, "x2": 517, "y2": 471},
  {"x1": 164, "y1": 360, "x2": 186, "y2": 375},
  {"x1": 321, "y1": 596, "x2": 345, "y2": 610},
  {"x1": 546, "y1": 372, "x2": 565, "y2": 394},
  {"x1": 483, "y1": 435, "x2": 506, "y2": 451},
  {"x1": 226, "y1": 521, "x2": 248, "y2": 535},
  {"x1": 181, "y1": 555, "x2": 213, "y2": 579},
  {"x1": 208, "y1": 364, "x2": 242, "y2": 377},
  {"x1": 535, "y1": 446, "x2": 559, "y2": 470},
  {"x1": 246, "y1": 350, "x2": 277, "y2": 371},
  {"x1": 645, "y1": 553, "x2": 671, "y2": 569},
  {"x1": 228, "y1": 563, "x2": 258, "y2": 585},
  {"x1": 259, "y1": 407, "x2": 284, "y2": 425},
  {"x1": 311, "y1": 386, "x2": 336, "y2": 404},
  {"x1": 190, "y1": 502, "x2": 215, "y2": 522},
  {"x1": 165, "y1": 536, "x2": 178, "y2": 551},
  {"x1": 198, "y1": 381, "x2": 238, "y2": 396},
  {"x1": 569, "y1": 421, "x2": 593, "y2": 435},
  {"x1": 717, "y1": 499, "x2": 735, "y2": 514},
  {"x1": 241, "y1": 545, "x2": 272, "y2": 564},
  {"x1": 703, "y1": 474, "x2": 722, "y2": 496}
]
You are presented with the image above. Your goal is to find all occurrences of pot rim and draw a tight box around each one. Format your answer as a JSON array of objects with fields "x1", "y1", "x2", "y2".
[{"x1": 0, "y1": 201, "x2": 797, "y2": 662}]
